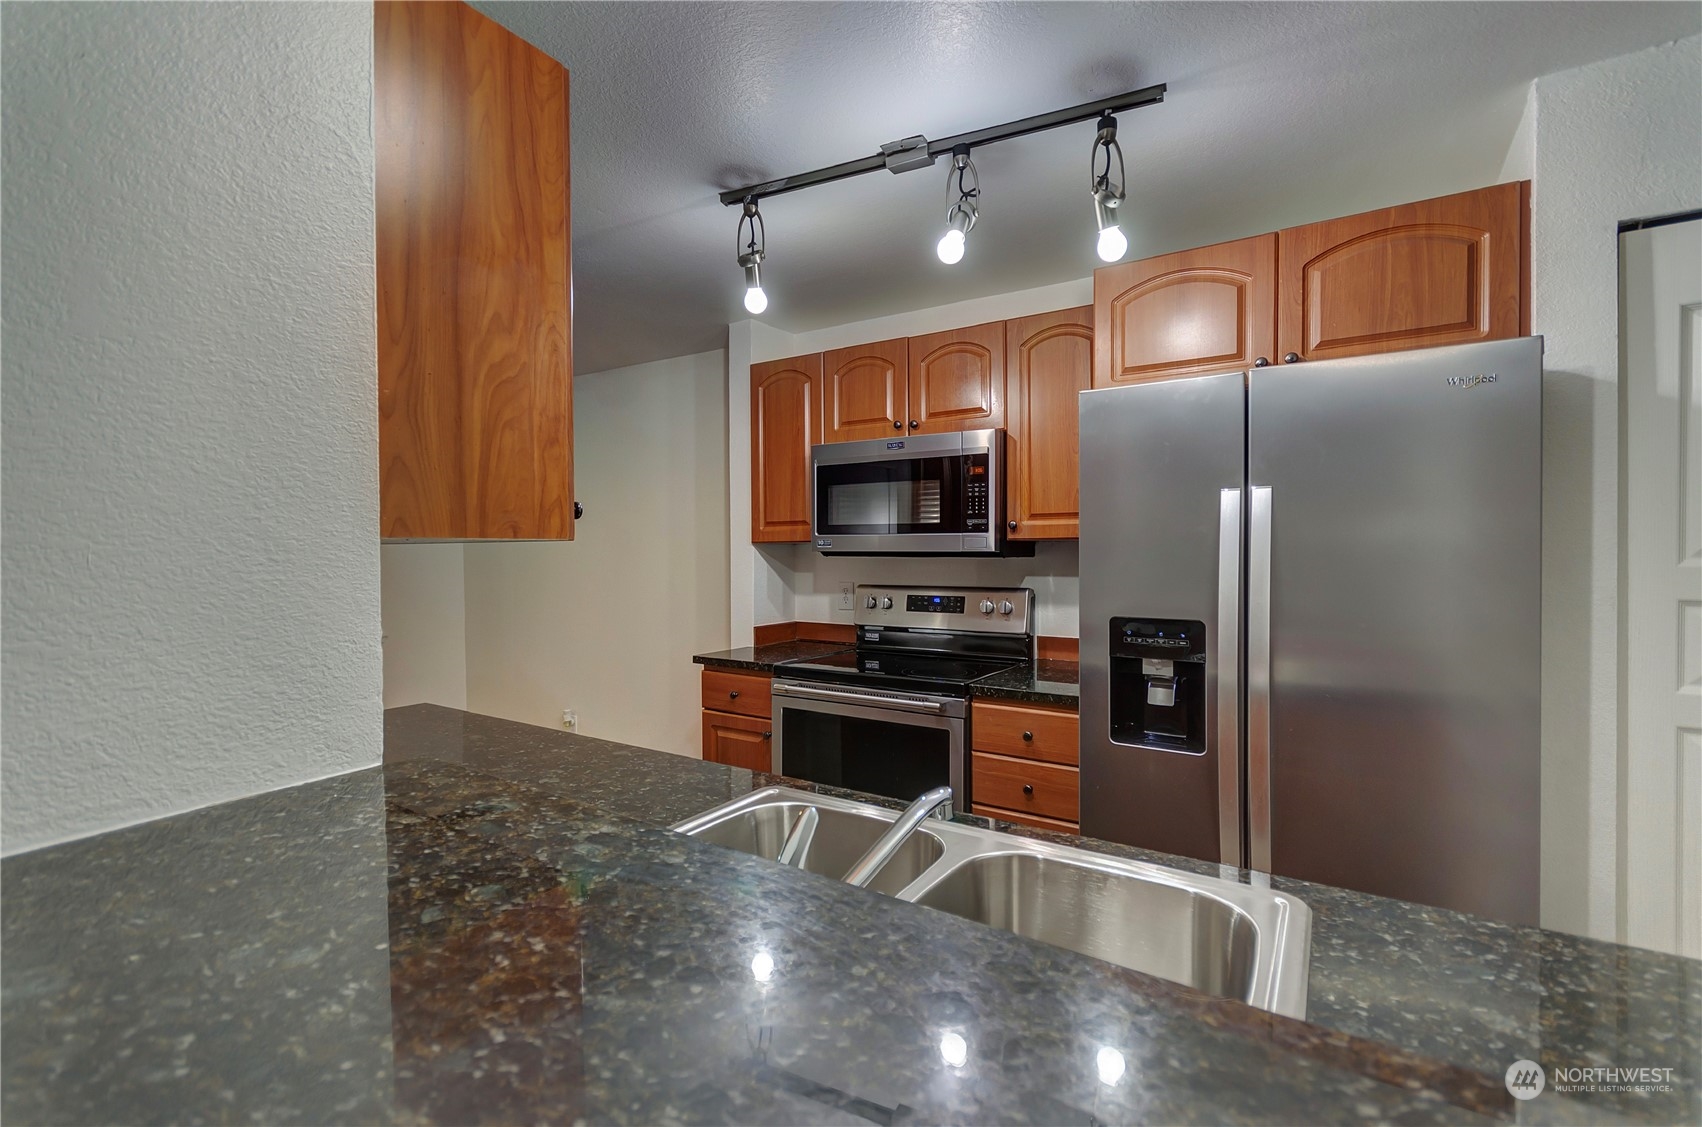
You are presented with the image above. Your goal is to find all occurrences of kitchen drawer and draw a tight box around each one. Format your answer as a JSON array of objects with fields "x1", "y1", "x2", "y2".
[
  {"x1": 702, "y1": 669, "x2": 772, "y2": 719},
  {"x1": 971, "y1": 803, "x2": 1079, "y2": 834},
  {"x1": 971, "y1": 752, "x2": 1079, "y2": 823},
  {"x1": 972, "y1": 700, "x2": 1079, "y2": 765}
]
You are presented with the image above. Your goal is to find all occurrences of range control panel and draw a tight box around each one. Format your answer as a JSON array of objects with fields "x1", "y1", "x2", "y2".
[{"x1": 854, "y1": 585, "x2": 1034, "y2": 635}]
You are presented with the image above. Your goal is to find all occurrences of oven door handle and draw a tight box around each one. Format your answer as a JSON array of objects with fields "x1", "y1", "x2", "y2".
[{"x1": 771, "y1": 681, "x2": 950, "y2": 715}]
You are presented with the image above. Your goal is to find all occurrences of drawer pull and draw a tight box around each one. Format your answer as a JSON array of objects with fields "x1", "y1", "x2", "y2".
[
  {"x1": 1023, "y1": 784, "x2": 1035, "y2": 796},
  {"x1": 729, "y1": 690, "x2": 740, "y2": 700},
  {"x1": 763, "y1": 731, "x2": 772, "y2": 740},
  {"x1": 1022, "y1": 730, "x2": 1034, "y2": 742}
]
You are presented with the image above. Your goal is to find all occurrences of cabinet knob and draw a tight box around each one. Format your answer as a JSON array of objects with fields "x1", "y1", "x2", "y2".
[
  {"x1": 763, "y1": 731, "x2": 772, "y2": 740},
  {"x1": 1008, "y1": 520, "x2": 1017, "y2": 530},
  {"x1": 1282, "y1": 352, "x2": 1301, "y2": 364},
  {"x1": 728, "y1": 690, "x2": 740, "y2": 700},
  {"x1": 1022, "y1": 784, "x2": 1035, "y2": 796},
  {"x1": 909, "y1": 419, "x2": 920, "y2": 429},
  {"x1": 893, "y1": 419, "x2": 904, "y2": 429},
  {"x1": 573, "y1": 500, "x2": 584, "y2": 520},
  {"x1": 1022, "y1": 730, "x2": 1034, "y2": 742},
  {"x1": 1253, "y1": 356, "x2": 1270, "y2": 368}
]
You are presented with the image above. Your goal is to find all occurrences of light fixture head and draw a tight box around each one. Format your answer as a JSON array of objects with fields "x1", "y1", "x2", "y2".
[
  {"x1": 1090, "y1": 113, "x2": 1128, "y2": 262},
  {"x1": 937, "y1": 145, "x2": 979, "y2": 266},
  {"x1": 736, "y1": 196, "x2": 768, "y2": 314}
]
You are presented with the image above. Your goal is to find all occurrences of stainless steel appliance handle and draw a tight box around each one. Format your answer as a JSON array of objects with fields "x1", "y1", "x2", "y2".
[
  {"x1": 1217, "y1": 488, "x2": 1244, "y2": 866},
  {"x1": 1247, "y1": 485, "x2": 1274, "y2": 872},
  {"x1": 771, "y1": 681, "x2": 949, "y2": 714}
]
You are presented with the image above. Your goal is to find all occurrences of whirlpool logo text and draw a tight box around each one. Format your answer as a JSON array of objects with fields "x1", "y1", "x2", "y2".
[{"x1": 1447, "y1": 372, "x2": 1498, "y2": 389}]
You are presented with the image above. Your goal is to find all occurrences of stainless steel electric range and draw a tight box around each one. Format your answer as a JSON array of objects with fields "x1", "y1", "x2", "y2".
[{"x1": 771, "y1": 585, "x2": 1035, "y2": 814}]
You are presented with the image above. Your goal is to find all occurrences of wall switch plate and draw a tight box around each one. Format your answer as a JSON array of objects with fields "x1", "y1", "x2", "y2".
[
  {"x1": 838, "y1": 582, "x2": 854, "y2": 611},
  {"x1": 562, "y1": 709, "x2": 578, "y2": 732}
]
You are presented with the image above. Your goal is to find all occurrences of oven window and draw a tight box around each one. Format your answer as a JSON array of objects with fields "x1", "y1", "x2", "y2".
[
  {"x1": 816, "y1": 456, "x2": 961, "y2": 535},
  {"x1": 780, "y1": 709, "x2": 951, "y2": 805}
]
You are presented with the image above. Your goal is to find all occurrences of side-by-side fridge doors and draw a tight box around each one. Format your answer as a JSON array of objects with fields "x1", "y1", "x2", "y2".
[{"x1": 1079, "y1": 372, "x2": 1247, "y2": 864}]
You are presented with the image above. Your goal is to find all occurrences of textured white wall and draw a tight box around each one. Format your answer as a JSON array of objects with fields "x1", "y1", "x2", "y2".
[
  {"x1": 460, "y1": 351, "x2": 730, "y2": 756},
  {"x1": 1, "y1": 3, "x2": 381, "y2": 854},
  {"x1": 1529, "y1": 34, "x2": 1702, "y2": 939},
  {"x1": 381, "y1": 546, "x2": 467, "y2": 710}
]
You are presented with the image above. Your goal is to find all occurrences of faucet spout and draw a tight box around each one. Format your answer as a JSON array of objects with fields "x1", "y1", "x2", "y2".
[{"x1": 841, "y1": 786, "x2": 955, "y2": 890}]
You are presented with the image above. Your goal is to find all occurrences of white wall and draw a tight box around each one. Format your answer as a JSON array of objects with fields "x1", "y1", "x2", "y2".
[
  {"x1": 381, "y1": 546, "x2": 467, "y2": 710},
  {"x1": 728, "y1": 278, "x2": 1095, "y2": 643},
  {"x1": 1527, "y1": 34, "x2": 1702, "y2": 940},
  {"x1": 459, "y1": 350, "x2": 730, "y2": 755},
  {"x1": 1, "y1": 4, "x2": 381, "y2": 854}
]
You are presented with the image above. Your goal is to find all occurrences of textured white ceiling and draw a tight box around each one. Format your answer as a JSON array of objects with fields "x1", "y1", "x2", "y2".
[{"x1": 472, "y1": 1, "x2": 1701, "y2": 374}]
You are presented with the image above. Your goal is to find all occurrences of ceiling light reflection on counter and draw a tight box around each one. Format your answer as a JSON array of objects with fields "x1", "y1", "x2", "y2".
[
  {"x1": 1090, "y1": 113, "x2": 1128, "y2": 262},
  {"x1": 1096, "y1": 1046, "x2": 1126, "y2": 1086},
  {"x1": 938, "y1": 1031, "x2": 969, "y2": 1068},
  {"x1": 936, "y1": 145, "x2": 979, "y2": 265},
  {"x1": 750, "y1": 950, "x2": 775, "y2": 982},
  {"x1": 736, "y1": 197, "x2": 768, "y2": 314}
]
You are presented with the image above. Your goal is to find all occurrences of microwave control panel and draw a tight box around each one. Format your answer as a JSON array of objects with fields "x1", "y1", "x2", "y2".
[{"x1": 963, "y1": 455, "x2": 990, "y2": 529}]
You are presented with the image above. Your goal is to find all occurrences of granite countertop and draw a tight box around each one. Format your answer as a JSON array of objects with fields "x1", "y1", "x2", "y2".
[
  {"x1": 4, "y1": 705, "x2": 1696, "y2": 1125},
  {"x1": 695, "y1": 644, "x2": 1081, "y2": 709}
]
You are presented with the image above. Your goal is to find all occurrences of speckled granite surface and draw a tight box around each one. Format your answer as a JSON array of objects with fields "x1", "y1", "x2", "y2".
[
  {"x1": 970, "y1": 659, "x2": 1080, "y2": 708},
  {"x1": 693, "y1": 640, "x2": 851, "y2": 672},
  {"x1": 4, "y1": 705, "x2": 1696, "y2": 1126}
]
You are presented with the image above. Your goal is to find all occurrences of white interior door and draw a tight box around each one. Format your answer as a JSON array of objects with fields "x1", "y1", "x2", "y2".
[{"x1": 1620, "y1": 217, "x2": 1702, "y2": 958}]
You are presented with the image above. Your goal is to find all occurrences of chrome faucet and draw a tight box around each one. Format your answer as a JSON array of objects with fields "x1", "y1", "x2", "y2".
[{"x1": 841, "y1": 786, "x2": 954, "y2": 889}]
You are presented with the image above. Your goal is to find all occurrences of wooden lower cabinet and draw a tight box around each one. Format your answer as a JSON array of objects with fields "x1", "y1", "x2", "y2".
[
  {"x1": 701, "y1": 667, "x2": 774, "y2": 770},
  {"x1": 701, "y1": 709, "x2": 774, "y2": 772},
  {"x1": 970, "y1": 699, "x2": 1080, "y2": 832}
]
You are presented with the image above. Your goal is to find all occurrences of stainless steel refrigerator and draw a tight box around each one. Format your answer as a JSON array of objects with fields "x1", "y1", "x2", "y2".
[{"x1": 1079, "y1": 338, "x2": 1541, "y2": 925}]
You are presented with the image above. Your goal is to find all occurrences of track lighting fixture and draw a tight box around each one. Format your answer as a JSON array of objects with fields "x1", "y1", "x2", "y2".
[
  {"x1": 936, "y1": 145, "x2": 979, "y2": 266},
  {"x1": 1090, "y1": 113, "x2": 1128, "y2": 263},
  {"x1": 736, "y1": 196, "x2": 767, "y2": 314}
]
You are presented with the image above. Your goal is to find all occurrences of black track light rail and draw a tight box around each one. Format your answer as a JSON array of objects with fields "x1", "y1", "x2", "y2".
[{"x1": 718, "y1": 83, "x2": 1166, "y2": 207}]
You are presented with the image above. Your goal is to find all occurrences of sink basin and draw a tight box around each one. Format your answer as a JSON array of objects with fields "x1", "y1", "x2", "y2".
[
  {"x1": 905, "y1": 851, "x2": 1259, "y2": 1004},
  {"x1": 674, "y1": 787, "x2": 1310, "y2": 1018},
  {"x1": 672, "y1": 790, "x2": 945, "y2": 896}
]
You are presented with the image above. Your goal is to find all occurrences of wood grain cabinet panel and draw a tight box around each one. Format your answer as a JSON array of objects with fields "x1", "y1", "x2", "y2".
[
  {"x1": 750, "y1": 354, "x2": 821, "y2": 542},
  {"x1": 1004, "y1": 307, "x2": 1092, "y2": 539},
  {"x1": 701, "y1": 669, "x2": 772, "y2": 719},
  {"x1": 971, "y1": 753, "x2": 1080, "y2": 823},
  {"x1": 1277, "y1": 182, "x2": 1526, "y2": 362},
  {"x1": 376, "y1": 0, "x2": 573, "y2": 539},
  {"x1": 823, "y1": 338, "x2": 908, "y2": 442},
  {"x1": 701, "y1": 710, "x2": 774, "y2": 771},
  {"x1": 907, "y1": 321, "x2": 1005, "y2": 434},
  {"x1": 972, "y1": 699, "x2": 1080, "y2": 765},
  {"x1": 1094, "y1": 234, "x2": 1277, "y2": 387}
]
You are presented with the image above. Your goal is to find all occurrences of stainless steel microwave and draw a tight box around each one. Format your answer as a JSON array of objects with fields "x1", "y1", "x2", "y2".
[{"x1": 809, "y1": 429, "x2": 1031, "y2": 556}]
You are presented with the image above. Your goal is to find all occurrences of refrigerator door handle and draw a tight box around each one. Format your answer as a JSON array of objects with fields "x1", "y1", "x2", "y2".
[
  {"x1": 1216, "y1": 488, "x2": 1244, "y2": 866},
  {"x1": 1247, "y1": 485, "x2": 1274, "y2": 872}
]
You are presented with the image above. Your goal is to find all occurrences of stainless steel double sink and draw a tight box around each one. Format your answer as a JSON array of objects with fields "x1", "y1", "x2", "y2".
[{"x1": 672, "y1": 787, "x2": 1312, "y2": 1019}]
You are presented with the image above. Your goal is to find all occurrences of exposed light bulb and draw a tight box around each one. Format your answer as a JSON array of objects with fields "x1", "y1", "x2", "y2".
[
  {"x1": 1096, "y1": 224, "x2": 1128, "y2": 262},
  {"x1": 936, "y1": 229, "x2": 966, "y2": 265},
  {"x1": 744, "y1": 286, "x2": 768, "y2": 314}
]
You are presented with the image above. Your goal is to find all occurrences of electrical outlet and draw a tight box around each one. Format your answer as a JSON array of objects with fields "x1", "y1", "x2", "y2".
[
  {"x1": 562, "y1": 709, "x2": 578, "y2": 732},
  {"x1": 838, "y1": 582, "x2": 854, "y2": 611}
]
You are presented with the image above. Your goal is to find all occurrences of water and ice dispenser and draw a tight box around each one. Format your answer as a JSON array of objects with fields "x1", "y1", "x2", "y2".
[{"x1": 1108, "y1": 617, "x2": 1206, "y2": 754}]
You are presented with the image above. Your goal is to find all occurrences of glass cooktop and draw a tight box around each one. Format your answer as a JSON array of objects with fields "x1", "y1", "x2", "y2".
[{"x1": 776, "y1": 648, "x2": 1024, "y2": 692}]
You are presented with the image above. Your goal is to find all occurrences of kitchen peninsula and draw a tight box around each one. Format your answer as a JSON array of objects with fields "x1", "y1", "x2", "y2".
[{"x1": 4, "y1": 706, "x2": 1695, "y2": 1125}]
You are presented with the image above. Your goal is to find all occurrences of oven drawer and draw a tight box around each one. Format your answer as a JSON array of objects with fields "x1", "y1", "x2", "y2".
[
  {"x1": 972, "y1": 700, "x2": 1079, "y2": 765},
  {"x1": 971, "y1": 752, "x2": 1079, "y2": 823},
  {"x1": 702, "y1": 669, "x2": 772, "y2": 719}
]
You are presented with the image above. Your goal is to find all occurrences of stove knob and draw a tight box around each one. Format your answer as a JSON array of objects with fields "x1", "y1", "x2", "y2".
[
  {"x1": 881, "y1": 596, "x2": 894, "y2": 610},
  {"x1": 999, "y1": 600, "x2": 1015, "y2": 616},
  {"x1": 979, "y1": 599, "x2": 995, "y2": 615},
  {"x1": 864, "y1": 595, "x2": 878, "y2": 609}
]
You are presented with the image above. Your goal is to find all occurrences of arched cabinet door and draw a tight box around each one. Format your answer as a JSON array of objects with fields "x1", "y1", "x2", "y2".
[
  {"x1": 1277, "y1": 182, "x2": 1526, "y2": 362},
  {"x1": 1005, "y1": 307, "x2": 1092, "y2": 540},
  {"x1": 907, "y1": 321, "x2": 1006, "y2": 434},
  {"x1": 750, "y1": 353, "x2": 821, "y2": 543},
  {"x1": 822, "y1": 338, "x2": 908, "y2": 442},
  {"x1": 1093, "y1": 234, "x2": 1277, "y2": 387}
]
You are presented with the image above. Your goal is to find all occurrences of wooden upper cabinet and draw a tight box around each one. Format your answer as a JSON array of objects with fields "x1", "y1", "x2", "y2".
[
  {"x1": 907, "y1": 321, "x2": 1006, "y2": 434},
  {"x1": 1005, "y1": 307, "x2": 1092, "y2": 539},
  {"x1": 1094, "y1": 234, "x2": 1277, "y2": 387},
  {"x1": 1277, "y1": 181, "x2": 1527, "y2": 363},
  {"x1": 822, "y1": 338, "x2": 908, "y2": 442},
  {"x1": 750, "y1": 354, "x2": 821, "y2": 543},
  {"x1": 375, "y1": 1, "x2": 573, "y2": 540}
]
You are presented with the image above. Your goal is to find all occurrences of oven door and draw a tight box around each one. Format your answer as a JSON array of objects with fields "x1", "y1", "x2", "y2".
[{"x1": 771, "y1": 681, "x2": 967, "y2": 813}]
